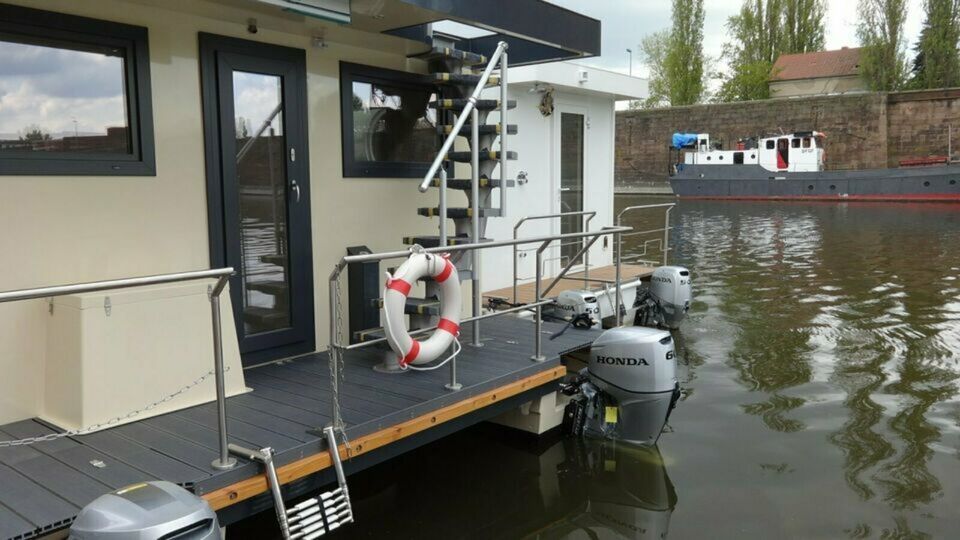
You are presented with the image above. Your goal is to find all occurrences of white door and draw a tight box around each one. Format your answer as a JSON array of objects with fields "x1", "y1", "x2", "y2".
[{"x1": 552, "y1": 105, "x2": 588, "y2": 275}]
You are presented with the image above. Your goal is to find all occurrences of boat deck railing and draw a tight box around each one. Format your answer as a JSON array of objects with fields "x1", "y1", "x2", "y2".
[
  {"x1": 616, "y1": 203, "x2": 675, "y2": 267},
  {"x1": 512, "y1": 211, "x2": 597, "y2": 303},
  {"x1": 327, "y1": 226, "x2": 632, "y2": 415},
  {"x1": 0, "y1": 268, "x2": 238, "y2": 471}
]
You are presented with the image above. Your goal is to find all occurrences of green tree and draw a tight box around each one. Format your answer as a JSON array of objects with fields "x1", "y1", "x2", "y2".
[
  {"x1": 638, "y1": 31, "x2": 671, "y2": 108},
  {"x1": 665, "y1": 0, "x2": 706, "y2": 105},
  {"x1": 19, "y1": 124, "x2": 51, "y2": 142},
  {"x1": 908, "y1": 0, "x2": 960, "y2": 89},
  {"x1": 857, "y1": 0, "x2": 910, "y2": 91},
  {"x1": 638, "y1": 1, "x2": 707, "y2": 107},
  {"x1": 716, "y1": 0, "x2": 826, "y2": 102}
]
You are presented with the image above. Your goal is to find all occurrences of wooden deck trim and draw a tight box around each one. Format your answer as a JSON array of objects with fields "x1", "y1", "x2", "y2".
[{"x1": 202, "y1": 365, "x2": 567, "y2": 511}]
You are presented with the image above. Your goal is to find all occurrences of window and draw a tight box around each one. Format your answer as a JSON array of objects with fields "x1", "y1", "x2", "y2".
[
  {"x1": 791, "y1": 138, "x2": 800, "y2": 148},
  {"x1": 734, "y1": 151, "x2": 744, "y2": 164},
  {"x1": 339, "y1": 62, "x2": 440, "y2": 178},
  {"x1": 766, "y1": 140, "x2": 775, "y2": 150},
  {"x1": 0, "y1": 4, "x2": 155, "y2": 175},
  {"x1": 802, "y1": 137, "x2": 811, "y2": 148}
]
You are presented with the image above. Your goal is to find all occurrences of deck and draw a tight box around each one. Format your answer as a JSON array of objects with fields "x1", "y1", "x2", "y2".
[
  {"x1": 0, "y1": 317, "x2": 598, "y2": 540},
  {"x1": 483, "y1": 263, "x2": 655, "y2": 304}
]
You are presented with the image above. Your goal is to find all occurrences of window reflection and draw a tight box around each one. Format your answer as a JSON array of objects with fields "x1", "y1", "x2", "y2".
[
  {"x1": 351, "y1": 80, "x2": 437, "y2": 163},
  {"x1": 0, "y1": 37, "x2": 130, "y2": 154}
]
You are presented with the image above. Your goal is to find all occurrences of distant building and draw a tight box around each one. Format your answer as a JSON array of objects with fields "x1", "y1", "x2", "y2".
[{"x1": 769, "y1": 47, "x2": 865, "y2": 98}]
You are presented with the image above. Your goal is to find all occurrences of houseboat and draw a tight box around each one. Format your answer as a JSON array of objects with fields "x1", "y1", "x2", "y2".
[
  {"x1": 669, "y1": 132, "x2": 960, "y2": 201},
  {"x1": 0, "y1": 1, "x2": 691, "y2": 538}
]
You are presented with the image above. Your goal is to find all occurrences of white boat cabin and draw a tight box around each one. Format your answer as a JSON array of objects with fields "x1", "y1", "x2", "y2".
[{"x1": 679, "y1": 131, "x2": 825, "y2": 172}]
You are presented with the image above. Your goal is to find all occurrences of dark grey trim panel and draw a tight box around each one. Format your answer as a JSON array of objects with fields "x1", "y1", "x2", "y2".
[{"x1": 0, "y1": 3, "x2": 156, "y2": 176}]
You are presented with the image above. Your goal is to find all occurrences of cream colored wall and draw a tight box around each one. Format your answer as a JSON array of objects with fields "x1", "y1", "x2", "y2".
[
  {"x1": 770, "y1": 76, "x2": 866, "y2": 98},
  {"x1": 0, "y1": 0, "x2": 439, "y2": 424}
]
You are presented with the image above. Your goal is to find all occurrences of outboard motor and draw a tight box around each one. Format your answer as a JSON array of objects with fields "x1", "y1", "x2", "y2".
[
  {"x1": 634, "y1": 266, "x2": 691, "y2": 329},
  {"x1": 564, "y1": 327, "x2": 680, "y2": 446},
  {"x1": 544, "y1": 289, "x2": 600, "y2": 328},
  {"x1": 69, "y1": 481, "x2": 221, "y2": 539}
]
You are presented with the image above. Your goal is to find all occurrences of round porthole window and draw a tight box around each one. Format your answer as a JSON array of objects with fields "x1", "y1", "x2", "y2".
[
  {"x1": 923, "y1": 181, "x2": 931, "y2": 187},
  {"x1": 808, "y1": 185, "x2": 814, "y2": 190},
  {"x1": 751, "y1": 154, "x2": 756, "y2": 159},
  {"x1": 951, "y1": 179, "x2": 957, "y2": 185},
  {"x1": 830, "y1": 185, "x2": 836, "y2": 190},
  {"x1": 706, "y1": 156, "x2": 711, "y2": 161}
]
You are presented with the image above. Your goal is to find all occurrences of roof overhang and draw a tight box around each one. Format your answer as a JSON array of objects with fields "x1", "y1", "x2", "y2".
[
  {"x1": 507, "y1": 63, "x2": 648, "y2": 100},
  {"x1": 376, "y1": 0, "x2": 601, "y2": 65}
]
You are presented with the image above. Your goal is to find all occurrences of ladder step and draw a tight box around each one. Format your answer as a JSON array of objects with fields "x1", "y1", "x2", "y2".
[
  {"x1": 247, "y1": 280, "x2": 288, "y2": 296},
  {"x1": 260, "y1": 254, "x2": 288, "y2": 267},
  {"x1": 402, "y1": 235, "x2": 493, "y2": 247},
  {"x1": 417, "y1": 207, "x2": 500, "y2": 218},
  {"x1": 428, "y1": 177, "x2": 515, "y2": 190},
  {"x1": 242, "y1": 307, "x2": 288, "y2": 329},
  {"x1": 445, "y1": 150, "x2": 517, "y2": 163},
  {"x1": 438, "y1": 124, "x2": 517, "y2": 136},
  {"x1": 431, "y1": 73, "x2": 500, "y2": 87},
  {"x1": 413, "y1": 46, "x2": 487, "y2": 66},
  {"x1": 430, "y1": 99, "x2": 516, "y2": 111},
  {"x1": 405, "y1": 297, "x2": 440, "y2": 315},
  {"x1": 353, "y1": 327, "x2": 386, "y2": 343}
]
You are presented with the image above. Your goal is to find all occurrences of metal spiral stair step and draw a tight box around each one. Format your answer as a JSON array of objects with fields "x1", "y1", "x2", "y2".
[
  {"x1": 404, "y1": 297, "x2": 441, "y2": 316},
  {"x1": 417, "y1": 207, "x2": 501, "y2": 218},
  {"x1": 259, "y1": 254, "x2": 288, "y2": 267},
  {"x1": 427, "y1": 177, "x2": 515, "y2": 190},
  {"x1": 430, "y1": 99, "x2": 516, "y2": 111},
  {"x1": 414, "y1": 46, "x2": 488, "y2": 66},
  {"x1": 431, "y1": 73, "x2": 500, "y2": 87},
  {"x1": 438, "y1": 124, "x2": 517, "y2": 136},
  {"x1": 445, "y1": 150, "x2": 517, "y2": 163}
]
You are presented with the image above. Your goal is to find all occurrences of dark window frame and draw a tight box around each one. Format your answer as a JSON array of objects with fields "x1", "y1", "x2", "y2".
[
  {"x1": 0, "y1": 3, "x2": 155, "y2": 176},
  {"x1": 339, "y1": 61, "x2": 442, "y2": 178}
]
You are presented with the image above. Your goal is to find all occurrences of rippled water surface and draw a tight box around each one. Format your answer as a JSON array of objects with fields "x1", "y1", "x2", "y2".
[{"x1": 239, "y1": 197, "x2": 960, "y2": 539}]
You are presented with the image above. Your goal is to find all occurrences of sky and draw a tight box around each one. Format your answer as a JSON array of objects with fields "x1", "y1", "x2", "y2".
[{"x1": 550, "y1": 0, "x2": 925, "y2": 86}]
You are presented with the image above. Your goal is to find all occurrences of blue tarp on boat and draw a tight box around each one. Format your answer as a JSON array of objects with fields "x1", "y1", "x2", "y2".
[{"x1": 672, "y1": 133, "x2": 698, "y2": 149}]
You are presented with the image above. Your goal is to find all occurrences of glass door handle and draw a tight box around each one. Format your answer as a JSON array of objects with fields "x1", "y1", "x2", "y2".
[{"x1": 291, "y1": 180, "x2": 301, "y2": 203}]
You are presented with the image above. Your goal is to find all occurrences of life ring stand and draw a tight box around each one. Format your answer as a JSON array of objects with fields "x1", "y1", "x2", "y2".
[{"x1": 379, "y1": 247, "x2": 461, "y2": 372}]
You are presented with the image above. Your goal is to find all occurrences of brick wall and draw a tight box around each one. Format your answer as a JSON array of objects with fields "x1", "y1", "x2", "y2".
[{"x1": 615, "y1": 88, "x2": 960, "y2": 189}]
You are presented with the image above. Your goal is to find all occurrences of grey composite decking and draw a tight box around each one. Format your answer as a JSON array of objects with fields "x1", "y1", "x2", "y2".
[{"x1": 0, "y1": 317, "x2": 598, "y2": 540}]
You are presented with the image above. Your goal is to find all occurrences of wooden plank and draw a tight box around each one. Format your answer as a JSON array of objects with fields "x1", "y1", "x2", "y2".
[
  {"x1": 483, "y1": 263, "x2": 654, "y2": 304},
  {"x1": 202, "y1": 365, "x2": 566, "y2": 511}
]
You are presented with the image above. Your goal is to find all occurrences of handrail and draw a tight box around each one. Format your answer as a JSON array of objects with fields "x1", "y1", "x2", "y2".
[
  {"x1": 418, "y1": 41, "x2": 509, "y2": 193},
  {"x1": 512, "y1": 211, "x2": 596, "y2": 303},
  {"x1": 327, "y1": 227, "x2": 631, "y2": 389},
  {"x1": 0, "y1": 267, "x2": 239, "y2": 471},
  {"x1": 614, "y1": 203, "x2": 675, "y2": 324}
]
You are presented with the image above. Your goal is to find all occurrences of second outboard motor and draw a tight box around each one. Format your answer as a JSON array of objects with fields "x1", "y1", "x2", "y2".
[
  {"x1": 634, "y1": 266, "x2": 691, "y2": 329},
  {"x1": 564, "y1": 327, "x2": 681, "y2": 447}
]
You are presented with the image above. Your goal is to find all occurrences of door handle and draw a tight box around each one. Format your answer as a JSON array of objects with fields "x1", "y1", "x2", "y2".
[
  {"x1": 559, "y1": 187, "x2": 572, "y2": 192},
  {"x1": 291, "y1": 180, "x2": 301, "y2": 203}
]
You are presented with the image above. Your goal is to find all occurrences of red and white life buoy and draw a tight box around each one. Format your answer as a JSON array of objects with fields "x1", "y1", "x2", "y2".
[{"x1": 382, "y1": 252, "x2": 461, "y2": 368}]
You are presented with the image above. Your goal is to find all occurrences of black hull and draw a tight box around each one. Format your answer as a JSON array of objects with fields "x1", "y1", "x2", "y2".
[{"x1": 670, "y1": 164, "x2": 960, "y2": 201}]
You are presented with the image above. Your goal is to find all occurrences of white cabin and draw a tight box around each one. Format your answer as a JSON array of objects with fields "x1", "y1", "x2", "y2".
[{"x1": 681, "y1": 132, "x2": 826, "y2": 172}]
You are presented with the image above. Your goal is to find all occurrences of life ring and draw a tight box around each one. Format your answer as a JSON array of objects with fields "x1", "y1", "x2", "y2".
[{"x1": 382, "y1": 251, "x2": 461, "y2": 367}]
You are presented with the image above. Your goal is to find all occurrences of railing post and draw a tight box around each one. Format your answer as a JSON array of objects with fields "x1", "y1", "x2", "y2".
[
  {"x1": 499, "y1": 48, "x2": 508, "y2": 215},
  {"x1": 614, "y1": 230, "x2": 623, "y2": 327},
  {"x1": 210, "y1": 275, "x2": 236, "y2": 470},
  {"x1": 662, "y1": 206, "x2": 672, "y2": 265},
  {"x1": 438, "y1": 167, "x2": 447, "y2": 248},
  {"x1": 470, "y1": 107, "x2": 482, "y2": 348},
  {"x1": 583, "y1": 213, "x2": 595, "y2": 288},
  {"x1": 531, "y1": 240, "x2": 550, "y2": 362}
]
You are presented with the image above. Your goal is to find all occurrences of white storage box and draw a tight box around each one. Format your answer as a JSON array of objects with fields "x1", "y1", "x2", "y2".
[{"x1": 44, "y1": 281, "x2": 248, "y2": 432}]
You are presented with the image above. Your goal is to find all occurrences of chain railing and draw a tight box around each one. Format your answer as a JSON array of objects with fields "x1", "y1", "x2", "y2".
[{"x1": 0, "y1": 268, "x2": 238, "y2": 470}]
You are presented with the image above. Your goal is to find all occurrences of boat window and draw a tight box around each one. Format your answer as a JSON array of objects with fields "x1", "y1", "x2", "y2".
[
  {"x1": 791, "y1": 138, "x2": 800, "y2": 148},
  {"x1": 340, "y1": 62, "x2": 439, "y2": 178},
  {"x1": 802, "y1": 137, "x2": 812, "y2": 148},
  {"x1": 766, "y1": 140, "x2": 775, "y2": 150},
  {"x1": 0, "y1": 4, "x2": 155, "y2": 175},
  {"x1": 733, "y1": 152, "x2": 744, "y2": 164}
]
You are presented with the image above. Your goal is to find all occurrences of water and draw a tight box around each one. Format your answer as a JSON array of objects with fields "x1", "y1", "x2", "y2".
[{"x1": 235, "y1": 196, "x2": 960, "y2": 539}]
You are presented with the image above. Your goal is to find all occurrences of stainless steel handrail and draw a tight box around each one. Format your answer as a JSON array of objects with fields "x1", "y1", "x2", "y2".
[
  {"x1": 512, "y1": 211, "x2": 596, "y2": 303},
  {"x1": 327, "y1": 227, "x2": 631, "y2": 389},
  {"x1": 0, "y1": 267, "x2": 238, "y2": 470},
  {"x1": 613, "y1": 203, "x2": 675, "y2": 325},
  {"x1": 418, "y1": 41, "x2": 509, "y2": 193}
]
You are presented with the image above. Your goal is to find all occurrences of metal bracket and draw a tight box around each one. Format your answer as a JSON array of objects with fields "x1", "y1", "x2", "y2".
[
  {"x1": 48, "y1": 298, "x2": 54, "y2": 316},
  {"x1": 104, "y1": 296, "x2": 112, "y2": 317}
]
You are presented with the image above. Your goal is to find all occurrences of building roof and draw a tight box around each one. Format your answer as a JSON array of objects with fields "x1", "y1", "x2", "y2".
[
  {"x1": 771, "y1": 47, "x2": 862, "y2": 81},
  {"x1": 507, "y1": 62, "x2": 648, "y2": 100}
]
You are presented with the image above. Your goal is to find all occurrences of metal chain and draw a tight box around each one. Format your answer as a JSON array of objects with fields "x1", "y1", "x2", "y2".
[
  {"x1": 0, "y1": 366, "x2": 229, "y2": 448},
  {"x1": 330, "y1": 271, "x2": 350, "y2": 454}
]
